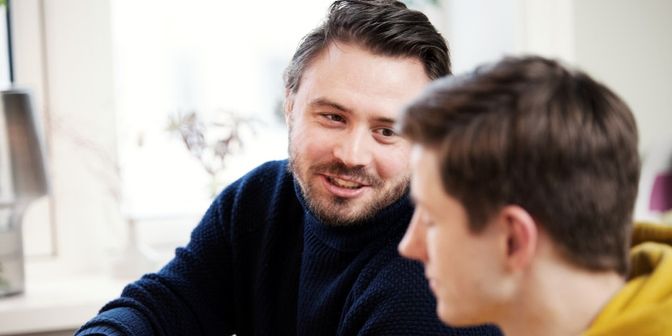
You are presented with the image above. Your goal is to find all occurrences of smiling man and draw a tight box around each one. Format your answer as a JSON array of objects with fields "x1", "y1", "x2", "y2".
[
  {"x1": 399, "y1": 56, "x2": 672, "y2": 335},
  {"x1": 76, "y1": 1, "x2": 502, "y2": 335},
  {"x1": 286, "y1": 42, "x2": 425, "y2": 226}
]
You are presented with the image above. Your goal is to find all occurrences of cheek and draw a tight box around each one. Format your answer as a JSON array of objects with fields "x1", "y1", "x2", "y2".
[
  {"x1": 291, "y1": 122, "x2": 333, "y2": 159},
  {"x1": 427, "y1": 227, "x2": 473, "y2": 287},
  {"x1": 375, "y1": 145, "x2": 410, "y2": 179},
  {"x1": 425, "y1": 229, "x2": 452, "y2": 274}
]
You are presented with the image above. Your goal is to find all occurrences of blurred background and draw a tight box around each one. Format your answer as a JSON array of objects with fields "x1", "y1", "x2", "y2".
[{"x1": 0, "y1": 0, "x2": 670, "y2": 335}]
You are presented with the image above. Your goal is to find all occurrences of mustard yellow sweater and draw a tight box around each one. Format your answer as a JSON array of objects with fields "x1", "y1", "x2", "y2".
[{"x1": 584, "y1": 222, "x2": 672, "y2": 336}]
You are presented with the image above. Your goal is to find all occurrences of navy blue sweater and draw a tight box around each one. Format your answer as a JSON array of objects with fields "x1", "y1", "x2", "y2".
[{"x1": 77, "y1": 160, "x2": 501, "y2": 335}]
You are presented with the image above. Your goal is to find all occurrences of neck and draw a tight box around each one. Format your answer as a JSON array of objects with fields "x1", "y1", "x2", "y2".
[{"x1": 501, "y1": 259, "x2": 625, "y2": 336}]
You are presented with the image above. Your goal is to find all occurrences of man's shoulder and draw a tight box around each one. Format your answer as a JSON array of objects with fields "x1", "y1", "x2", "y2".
[
  {"x1": 358, "y1": 245, "x2": 428, "y2": 296},
  {"x1": 341, "y1": 233, "x2": 429, "y2": 312},
  {"x1": 222, "y1": 160, "x2": 292, "y2": 199},
  {"x1": 215, "y1": 159, "x2": 300, "y2": 233},
  {"x1": 240, "y1": 159, "x2": 291, "y2": 184}
]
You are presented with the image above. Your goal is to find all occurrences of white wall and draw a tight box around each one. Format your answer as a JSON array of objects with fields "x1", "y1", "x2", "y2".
[
  {"x1": 442, "y1": 0, "x2": 574, "y2": 74},
  {"x1": 442, "y1": 0, "x2": 520, "y2": 74},
  {"x1": 444, "y1": 0, "x2": 671, "y2": 154},
  {"x1": 574, "y1": 0, "x2": 672, "y2": 154}
]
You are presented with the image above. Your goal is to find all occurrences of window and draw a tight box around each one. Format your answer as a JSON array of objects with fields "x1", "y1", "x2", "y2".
[
  {"x1": 12, "y1": 0, "x2": 335, "y2": 267},
  {"x1": 111, "y1": 0, "x2": 335, "y2": 258}
]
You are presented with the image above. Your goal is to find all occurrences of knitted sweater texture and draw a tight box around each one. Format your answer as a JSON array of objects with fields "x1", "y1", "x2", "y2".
[{"x1": 76, "y1": 160, "x2": 501, "y2": 336}]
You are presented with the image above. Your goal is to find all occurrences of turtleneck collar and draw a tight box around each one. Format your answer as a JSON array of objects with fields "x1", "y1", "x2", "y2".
[{"x1": 293, "y1": 177, "x2": 413, "y2": 252}]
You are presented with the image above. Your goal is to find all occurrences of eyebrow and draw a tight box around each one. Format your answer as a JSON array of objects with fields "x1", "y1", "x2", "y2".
[
  {"x1": 373, "y1": 116, "x2": 396, "y2": 125},
  {"x1": 308, "y1": 97, "x2": 397, "y2": 125},
  {"x1": 309, "y1": 97, "x2": 351, "y2": 113}
]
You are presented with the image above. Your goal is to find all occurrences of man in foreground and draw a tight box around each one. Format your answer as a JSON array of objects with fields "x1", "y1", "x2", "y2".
[
  {"x1": 399, "y1": 55, "x2": 672, "y2": 335},
  {"x1": 77, "y1": 1, "x2": 501, "y2": 335}
]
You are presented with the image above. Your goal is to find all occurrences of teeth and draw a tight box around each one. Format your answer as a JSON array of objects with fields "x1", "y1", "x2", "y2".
[{"x1": 329, "y1": 176, "x2": 362, "y2": 189}]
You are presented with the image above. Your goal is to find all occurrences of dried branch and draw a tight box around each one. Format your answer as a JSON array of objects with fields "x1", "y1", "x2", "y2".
[{"x1": 167, "y1": 110, "x2": 257, "y2": 196}]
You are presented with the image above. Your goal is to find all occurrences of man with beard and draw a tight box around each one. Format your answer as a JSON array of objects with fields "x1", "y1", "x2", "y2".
[{"x1": 76, "y1": 1, "x2": 501, "y2": 335}]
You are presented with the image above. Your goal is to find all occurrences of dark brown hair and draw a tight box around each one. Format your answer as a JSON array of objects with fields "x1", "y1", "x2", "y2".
[
  {"x1": 284, "y1": 0, "x2": 450, "y2": 93},
  {"x1": 401, "y1": 56, "x2": 640, "y2": 275}
]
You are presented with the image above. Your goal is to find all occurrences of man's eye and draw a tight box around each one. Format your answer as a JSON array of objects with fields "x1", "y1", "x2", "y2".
[
  {"x1": 375, "y1": 128, "x2": 397, "y2": 137},
  {"x1": 323, "y1": 114, "x2": 345, "y2": 123}
]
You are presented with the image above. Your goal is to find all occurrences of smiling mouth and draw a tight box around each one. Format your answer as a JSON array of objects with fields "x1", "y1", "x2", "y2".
[{"x1": 326, "y1": 176, "x2": 366, "y2": 189}]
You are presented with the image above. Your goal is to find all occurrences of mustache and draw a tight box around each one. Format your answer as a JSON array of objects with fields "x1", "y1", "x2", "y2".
[{"x1": 311, "y1": 161, "x2": 383, "y2": 187}]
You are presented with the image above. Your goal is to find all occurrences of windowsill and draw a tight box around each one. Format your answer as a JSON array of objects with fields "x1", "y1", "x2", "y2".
[{"x1": 0, "y1": 261, "x2": 130, "y2": 335}]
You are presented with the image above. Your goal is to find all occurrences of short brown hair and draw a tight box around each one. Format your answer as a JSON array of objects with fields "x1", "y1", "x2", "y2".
[
  {"x1": 284, "y1": 0, "x2": 450, "y2": 94},
  {"x1": 401, "y1": 56, "x2": 640, "y2": 275}
]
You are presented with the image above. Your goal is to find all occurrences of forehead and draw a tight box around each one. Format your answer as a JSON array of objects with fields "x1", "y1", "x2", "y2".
[
  {"x1": 410, "y1": 146, "x2": 473, "y2": 226},
  {"x1": 410, "y1": 145, "x2": 443, "y2": 203},
  {"x1": 296, "y1": 42, "x2": 430, "y2": 118}
]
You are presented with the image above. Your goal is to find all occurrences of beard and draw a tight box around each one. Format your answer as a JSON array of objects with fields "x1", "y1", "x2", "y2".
[{"x1": 288, "y1": 143, "x2": 409, "y2": 227}]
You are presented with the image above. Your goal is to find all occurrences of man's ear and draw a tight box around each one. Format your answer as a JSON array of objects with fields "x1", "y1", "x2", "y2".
[
  {"x1": 284, "y1": 89, "x2": 294, "y2": 125},
  {"x1": 498, "y1": 205, "x2": 538, "y2": 271}
]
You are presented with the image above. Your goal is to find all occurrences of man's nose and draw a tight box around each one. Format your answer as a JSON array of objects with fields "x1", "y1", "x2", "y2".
[
  {"x1": 398, "y1": 210, "x2": 429, "y2": 263},
  {"x1": 333, "y1": 127, "x2": 373, "y2": 167}
]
